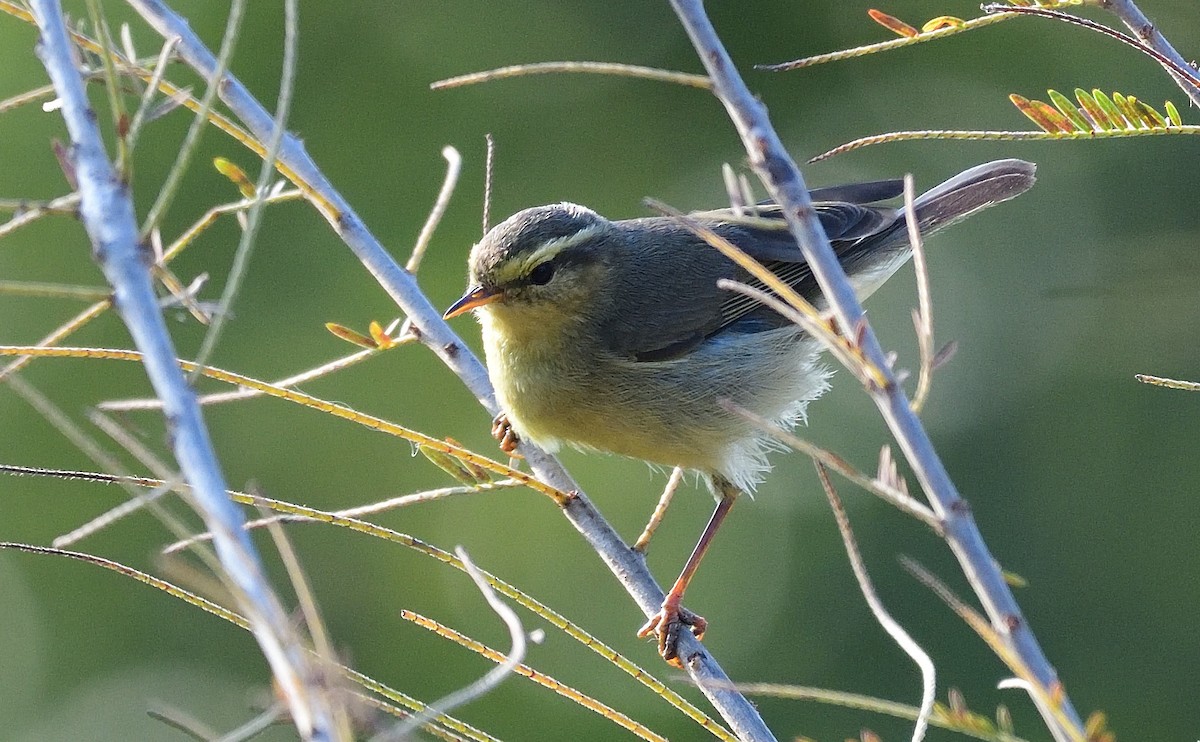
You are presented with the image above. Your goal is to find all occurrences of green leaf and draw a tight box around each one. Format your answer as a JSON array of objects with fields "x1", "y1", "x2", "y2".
[
  {"x1": 1111, "y1": 92, "x2": 1143, "y2": 129},
  {"x1": 1074, "y1": 88, "x2": 1111, "y2": 131},
  {"x1": 1131, "y1": 97, "x2": 1167, "y2": 128},
  {"x1": 1047, "y1": 89, "x2": 1089, "y2": 131},
  {"x1": 1166, "y1": 100, "x2": 1183, "y2": 126},
  {"x1": 1091, "y1": 89, "x2": 1128, "y2": 129}
]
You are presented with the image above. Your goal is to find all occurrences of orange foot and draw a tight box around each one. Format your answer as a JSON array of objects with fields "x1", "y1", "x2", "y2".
[
  {"x1": 491, "y1": 412, "x2": 522, "y2": 457},
  {"x1": 637, "y1": 598, "x2": 707, "y2": 666}
]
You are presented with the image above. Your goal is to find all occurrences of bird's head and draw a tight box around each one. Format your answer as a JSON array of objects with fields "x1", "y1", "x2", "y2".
[{"x1": 444, "y1": 203, "x2": 613, "y2": 324}]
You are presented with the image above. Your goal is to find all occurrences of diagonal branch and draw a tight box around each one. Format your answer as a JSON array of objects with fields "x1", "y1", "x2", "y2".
[
  {"x1": 666, "y1": 0, "x2": 1084, "y2": 738},
  {"x1": 121, "y1": 0, "x2": 774, "y2": 738},
  {"x1": 27, "y1": 1, "x2": 335, "y2": 739},
  {"x1": 1102, "y1": 0, "x2": 1200, "y2": 109}
]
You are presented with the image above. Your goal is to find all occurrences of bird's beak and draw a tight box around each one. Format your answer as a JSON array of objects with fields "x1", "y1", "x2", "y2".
[{"x1": 443, "y1": 285, "x2": 502, "y2": 319}]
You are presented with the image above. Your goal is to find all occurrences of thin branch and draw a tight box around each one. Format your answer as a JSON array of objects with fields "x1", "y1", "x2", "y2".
[
  {"x1": 756, "y1": 12, "x2": 1016, "y2": 72},
  {"x1": 163, "y1": 480, "x2": 520, "y2": 555},
  {"x1": 27, "y1": 3, "x2": 333, "y2": 738},
  {"x1": 431, "y1": 61, "x2": 711, "y2": 91},
  {"x1": 634, "y1": 467, "x2": 685, "y2": 552},
  {"x1": 904, "y1": 174, "x2": 935, "y2": 414},
  {"x1": 666, "y1": 1, "x2": 1083, "y2": 738},
  {"x1": 722, "y1": 399, "x2": 941, "y2": 531},
  {"x1": 124, "y1": 34, "x2": 180, "y2": 148},
  {"x1": 123, "y1": 1, "x2": 772, "y2": 737},
  {"x1": 0, "y1": 279, "x2": 110, "y2": 300},
  {"x1": 815, "y1": 463, "x2": 934, "y2": 742},
  {"x1": 407, "y1": 146, "x2": 462, "y2": 273},
  {"x1": 810, "y1": 125, "x2": 1199, "y2": 162},
  {"x1": 1135, "y1": 373, "x2": 1200, "y2": 391},
  {"x1": 99, "y1": 329, "x2": 412, "y2": 411},
  {"x1": 0, "y1": 192, "x2": 81, "y2": 239},
  {"x1": 383, "y1": 547, "x2": 526, "y2": 741}
]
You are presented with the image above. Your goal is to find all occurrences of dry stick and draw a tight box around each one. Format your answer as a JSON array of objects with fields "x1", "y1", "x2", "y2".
[
  {"x1": 27, "y1": 3, "x2": 333, "y2": 739},
  {"x1": 634, "y1": 467, "x2": 685, "y2": 552},
  {"x1": 904, "y1": 174, "x2": 935, "y2": 414},
  {"x1": 123, "y1": 2, "x2": 772, "y2": 738},
  {"x1": 101, "y1": 333, "x2": 413, "y2": 412},
  {"x1": 139, "y1": 0, "x2": 244, "y2": 235},
  {"x1": 814, "y1": 463, "x2": 934, "y2": 742},
  {"x1": 164, "y1": 480, "x2": 521, "y2": 556},
  {"x1": 0, "y1": 192, "x2": 81, "y2": 239},
  {"x1": 431, "y1": 61, "x2": 711, "y2": 91},
  {"x1": 666, "y1": 1, "x2": 1083, "y2": 739},
  {"x1": 407, "y1": 146, "x2": 462, "y2": 273},
  {"x1": 383, "y1": 547, "x2": 526, "y2": 742},
  {"x1": 0, "y1": 280, "x2": 110, "y2": 300}
]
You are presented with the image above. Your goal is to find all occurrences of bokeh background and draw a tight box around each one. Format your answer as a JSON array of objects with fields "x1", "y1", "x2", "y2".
[{"x1": 2, "y1": 1, "x2": 1198, "y2": 739}]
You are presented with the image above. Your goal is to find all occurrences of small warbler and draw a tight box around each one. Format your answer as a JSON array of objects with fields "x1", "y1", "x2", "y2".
[{"x1": 445, "y1": 159, "x2": 1036, "y2": 662}]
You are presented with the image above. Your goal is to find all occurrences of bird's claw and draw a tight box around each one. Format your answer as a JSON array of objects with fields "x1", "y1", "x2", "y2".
[
  {"x1": 637, "y1": 600, "x2": 707, "y2": 666},
  {"x1": 491, "y1": 413, "x2": 522, "y2": 457}
]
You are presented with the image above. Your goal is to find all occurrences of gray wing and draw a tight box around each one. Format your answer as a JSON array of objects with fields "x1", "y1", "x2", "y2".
[
  {"x1": 601, "y1": 199, "x2": 902, "y2": 362},
  {"x1": 601, "y1": 160, "x2": 1035, "y2": 362}
]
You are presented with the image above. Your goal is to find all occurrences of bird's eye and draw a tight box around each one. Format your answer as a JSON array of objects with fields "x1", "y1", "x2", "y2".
[{"x1": 529, "y1": 261, "x2": 555, "y2": 285}]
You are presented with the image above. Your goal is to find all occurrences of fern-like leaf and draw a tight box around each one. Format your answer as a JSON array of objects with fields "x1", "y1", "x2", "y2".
[{"x1": 811, "y1": 88, "x2": 1199, "y2": 161}]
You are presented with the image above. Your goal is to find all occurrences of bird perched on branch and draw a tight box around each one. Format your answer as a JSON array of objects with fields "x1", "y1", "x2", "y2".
[{"x1": 445, "y1": 159, "x2": 1036, "y2": 663}]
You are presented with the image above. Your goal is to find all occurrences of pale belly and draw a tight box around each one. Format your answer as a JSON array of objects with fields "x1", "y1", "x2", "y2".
[{"x1": 484, "y1": 318, "x2": 829, "y2": 489}]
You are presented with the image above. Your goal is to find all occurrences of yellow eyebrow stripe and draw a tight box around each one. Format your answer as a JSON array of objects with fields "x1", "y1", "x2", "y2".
[{"x1": 494, "y1": 223, "x2": 604, "y2": 284}]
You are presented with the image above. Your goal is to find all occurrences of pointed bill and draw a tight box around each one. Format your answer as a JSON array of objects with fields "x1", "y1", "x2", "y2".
[{"x1": 444, "y1": 285, "x2": 502, "y2": 319}]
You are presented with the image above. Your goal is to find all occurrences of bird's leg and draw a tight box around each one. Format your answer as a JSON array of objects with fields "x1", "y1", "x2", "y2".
[
  {"x1": 491, "y1": 412, "x2": 522, "y2": 457},
  {"x1": 638, "y1": 478, "x2": 740, "y2": 665},
  {"x1": 633, "y1": 467, "x2": 685, "y2": 554}
]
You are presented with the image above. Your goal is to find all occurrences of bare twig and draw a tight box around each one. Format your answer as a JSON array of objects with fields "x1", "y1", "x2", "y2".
[
  {"x1": 0, "y1": 280, "x2": 110, "y2": 300},
  {"x1": 99, "y1": 330, "x2": 412, "y2": 411},
  {"x1": 634, "y1": 467, "x2": 685, "y2": 553},
  {"x1": 407, "y1": 146, "x2": 462, "y2": 273},
  {"x1": 163, "y1": 480, "x2": 520, "y2": 555},
  {"x1": 27, "y1": 3, "x2": 333, "y2": 737},
  {"x1": 125, "y1": 34, "x2": 180, "y2": 148},
  {"x1": 723, "y1": 400, "x2": 940, "y2": 530},
  {"x1": 904, "y1": 174, "x2": 935, "y2": 414},
  {"x1": 383, "y1": 547, "x2": 526, "y2": 741},
  {"x1": 1135, "y1": 373, "x2": 1200, "y2": 391},
  {"x1": 482, "y1": 133, "x2": 495, "y2": 235},
  {"x1": 666, "y1": 0, "x2": 1083, "y2": 737},
  {"x1": 815, "y1": 464, "x2": 934, "y2": 742},
  {"x1": 0, "y1": 192, "x2": 81, "y2": 239},
  {"x1": 431, "y1": 61, "x2": 710, "y2": 91}
]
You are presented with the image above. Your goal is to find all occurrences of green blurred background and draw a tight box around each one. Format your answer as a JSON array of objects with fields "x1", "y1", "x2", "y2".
[{"x1": 2, "y1": 1, "x2": 1198, "y2": 739}]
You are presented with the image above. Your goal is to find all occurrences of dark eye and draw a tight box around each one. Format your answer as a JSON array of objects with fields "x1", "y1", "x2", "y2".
[{"x1": 529, "y1": 261, "x2": 555, "y2": 285}]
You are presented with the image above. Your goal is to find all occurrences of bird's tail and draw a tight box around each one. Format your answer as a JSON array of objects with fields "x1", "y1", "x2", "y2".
[
  {"x1": 842, "y1": 159, "x2": 1036, "y2": 300},
  {"x1": 912, "y1": 158, "x2": 1037, "y2": 232}
]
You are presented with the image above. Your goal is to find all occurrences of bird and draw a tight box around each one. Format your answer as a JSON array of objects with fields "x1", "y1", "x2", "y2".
[{"x1": 444, "y1": 159, "x2": 1036, "y2": 663}]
